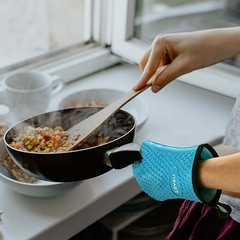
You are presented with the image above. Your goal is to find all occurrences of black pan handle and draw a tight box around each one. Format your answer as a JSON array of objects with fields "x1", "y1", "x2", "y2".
[{"x1": 104, "y1": 143, "x2": 142, "y2": 169}]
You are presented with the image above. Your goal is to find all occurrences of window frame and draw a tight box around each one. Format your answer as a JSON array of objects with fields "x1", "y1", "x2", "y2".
[
  {"x1": 0, "y1": 0, "x2": 121, "y2": 84},
  {"x1": 111, "y1": 0, "x2": 240, "y2": 99}
]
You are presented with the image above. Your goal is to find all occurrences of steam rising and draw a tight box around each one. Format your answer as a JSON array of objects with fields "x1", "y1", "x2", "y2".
[{"x1": 7, "y1": 107, "x2": 135, "y2": 146}]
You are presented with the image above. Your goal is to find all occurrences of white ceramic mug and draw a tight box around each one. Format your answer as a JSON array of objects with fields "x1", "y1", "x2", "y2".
[{"x1": 0, "y1": 70, "x2": 64, "y2": 123}]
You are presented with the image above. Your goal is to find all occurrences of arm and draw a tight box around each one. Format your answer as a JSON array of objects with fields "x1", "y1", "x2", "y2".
[
  {"x1": 132, "y1": 141, "x2": 239, "y2": 216},
  {"x1": 132, "y1": 141, "x2": 231, "y2": 216},
  {"x1": 199, "y1": 152, "x2": 240, "y2": 194},
  {"x1": 134, "y1": 27, "x2": 240, "y2": 92},
  {"x1": 208, "y1": 144, "x2": 240, "y2": 197}
]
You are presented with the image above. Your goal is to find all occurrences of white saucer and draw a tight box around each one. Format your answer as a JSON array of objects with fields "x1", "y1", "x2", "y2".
[{"x1": 0, "y1": 139, "x2": 81, "y2": 197}]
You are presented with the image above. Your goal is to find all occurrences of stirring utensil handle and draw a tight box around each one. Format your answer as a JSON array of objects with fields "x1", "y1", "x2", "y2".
[{"x1": 67, "y1": 87, "x2": 148, "y2": 150}]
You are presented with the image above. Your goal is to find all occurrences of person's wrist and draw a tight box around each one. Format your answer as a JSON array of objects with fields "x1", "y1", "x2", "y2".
[{"x1": 198, "y1": 159, "x2": 217, "y2": 190}]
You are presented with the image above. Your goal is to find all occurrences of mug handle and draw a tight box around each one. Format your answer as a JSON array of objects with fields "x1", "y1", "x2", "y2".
[{"x1": 51, "y1": 75, "x2": 65, "y2": 96}]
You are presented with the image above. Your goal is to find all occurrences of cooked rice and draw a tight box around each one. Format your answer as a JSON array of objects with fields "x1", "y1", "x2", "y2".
[{"x1": 10, "y1": 126, "x2": 69, "y2": 153}]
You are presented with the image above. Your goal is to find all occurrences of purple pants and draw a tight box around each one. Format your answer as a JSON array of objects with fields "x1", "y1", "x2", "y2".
[{"x1": 166, "y1": 200, "x2": 240, "y2": 240}]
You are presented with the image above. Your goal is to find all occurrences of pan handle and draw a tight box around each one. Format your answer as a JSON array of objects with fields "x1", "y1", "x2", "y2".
[{"x1": 104, "y1": 143, "x2": 142, "y2": 169}]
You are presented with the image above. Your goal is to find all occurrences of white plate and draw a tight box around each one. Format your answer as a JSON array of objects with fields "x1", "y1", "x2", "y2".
[
  {"x1": 0, "y1": 139, "x2": 82, "y2": 197},
  {"x1": 57, "y1": 88, "x2": 149, "y2": 127}
]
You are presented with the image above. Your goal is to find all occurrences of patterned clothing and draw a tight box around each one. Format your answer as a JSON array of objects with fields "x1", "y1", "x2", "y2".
[{"x1": 166, "y1": 200, "x2": 240, "y2": 240}]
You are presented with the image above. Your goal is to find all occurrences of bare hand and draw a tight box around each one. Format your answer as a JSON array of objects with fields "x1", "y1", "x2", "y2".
[{"x1": 134, "y1": 27, "x2": 240, "y2": 92}]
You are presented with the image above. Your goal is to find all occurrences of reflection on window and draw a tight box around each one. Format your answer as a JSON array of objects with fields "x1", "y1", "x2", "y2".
[
  {"x1": 134, "y1": 0, "x2": 240, "y2": 67},
  {"x1": 0, "y1": 0, "x2": 85, "y2": 64}
]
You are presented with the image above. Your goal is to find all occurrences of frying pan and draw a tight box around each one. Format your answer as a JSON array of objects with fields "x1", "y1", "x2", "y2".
[{"x1": 4, "y1": 107, "x2": 141, "y2": 182}]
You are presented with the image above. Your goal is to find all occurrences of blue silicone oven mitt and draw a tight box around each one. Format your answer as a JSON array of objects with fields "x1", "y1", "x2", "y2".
[{"x1": 132, "y1": 140, "x2": 231, "y2": 218}]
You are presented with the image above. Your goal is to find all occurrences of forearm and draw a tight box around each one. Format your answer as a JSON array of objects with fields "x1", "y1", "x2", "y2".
[
  {"x1": 197, "y1": 27, "x2": 240, "y2": 65},
  {"x1": 199, "y1": 152, "x2": 240, "y2": 193}
]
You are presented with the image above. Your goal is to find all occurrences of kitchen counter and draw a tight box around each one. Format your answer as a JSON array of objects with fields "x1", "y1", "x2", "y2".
[{"x1": 0, "y1": 63, "x2": 236, "y2": 240}]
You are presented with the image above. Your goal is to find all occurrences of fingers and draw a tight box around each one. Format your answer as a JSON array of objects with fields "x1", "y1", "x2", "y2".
[
  {"x1": 134, "y1": 41, "x2": 167, "y2": 91},
  {"x1": 136, "y1": 55, "x2": 190, "y2": 93},
  {"x1": 135, "y1": 42, "x2": 191, "y2": 93},
  {"x1": 136, "y1": 46, "x2": 158, "y2": 90},
  {"x1": 139, "y1": 45, "x2": 151, "y2": 72},
  {"x1": 146, "y1": 65, "x2": 169, "y2": 85},
  {"x1": 151, "y1": 58, "x2": 190, "y2": 92}
]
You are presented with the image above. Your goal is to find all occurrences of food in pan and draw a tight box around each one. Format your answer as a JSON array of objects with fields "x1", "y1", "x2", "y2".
[
  {"x1": 9, "y1": 125, "x2": 111, "y2": 153},
  {"x1": 0, "y1": 151, "x2": 36, "y2": 183},
  {"x1": 10, "y1": 126, "x2": 69, "y2": 153},
  {"x1": 8, "y1": 110, "x2": 135, "y2": 153}
]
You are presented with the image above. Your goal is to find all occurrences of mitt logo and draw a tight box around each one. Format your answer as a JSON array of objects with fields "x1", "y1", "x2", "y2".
[{"x1": 170, "y1": 167, "x2": 182, "y2": 196}]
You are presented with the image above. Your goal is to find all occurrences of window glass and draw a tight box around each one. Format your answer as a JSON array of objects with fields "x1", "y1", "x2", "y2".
[
  {"x1": 0, "y1": 0, "x2": 86, "y2": 66},
  {"x1": 134, "y1": 0, "x2": 240, "y2": 67}
]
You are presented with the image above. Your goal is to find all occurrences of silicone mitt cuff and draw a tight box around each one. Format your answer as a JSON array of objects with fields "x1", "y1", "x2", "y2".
[{"x1": 193, "y1": 144, "x2": 231, "y2": 218}]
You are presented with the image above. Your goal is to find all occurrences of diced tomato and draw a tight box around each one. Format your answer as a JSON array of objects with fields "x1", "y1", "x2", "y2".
[
  {"x1": 43, "y1": 135, "x2": 51, "y2": 141},
  {"x1": 51, "y1": 136, "x2": 56, "y2": 144},
  {"x1": 11, "y1": 143, "x2": 22, "y2": 149}
]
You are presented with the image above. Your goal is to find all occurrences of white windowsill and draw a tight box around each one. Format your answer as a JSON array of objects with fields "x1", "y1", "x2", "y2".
[{"x1": 0, "y1": 46, "x2": 121, "y2": 84}]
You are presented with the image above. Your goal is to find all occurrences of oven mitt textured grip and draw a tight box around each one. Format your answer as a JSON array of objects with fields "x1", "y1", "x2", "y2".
[{"x1": 132, "y1": 140, "x2": 231, "y2": 218}]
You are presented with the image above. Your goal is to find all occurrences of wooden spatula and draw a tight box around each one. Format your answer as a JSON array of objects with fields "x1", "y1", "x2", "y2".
[{"x1": 67, "y1": 65, "x2": 167, "y2": 151}]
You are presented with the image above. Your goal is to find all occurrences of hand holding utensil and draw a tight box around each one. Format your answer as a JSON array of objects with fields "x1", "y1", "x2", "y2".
[{"x1": 67, "y1": 65, "x2": 168, "y2": 151}]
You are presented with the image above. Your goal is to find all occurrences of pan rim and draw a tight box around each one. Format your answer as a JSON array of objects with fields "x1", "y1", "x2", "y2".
[{"x1": 4, "y1": 108, "x2": 137, "y2": 155}]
